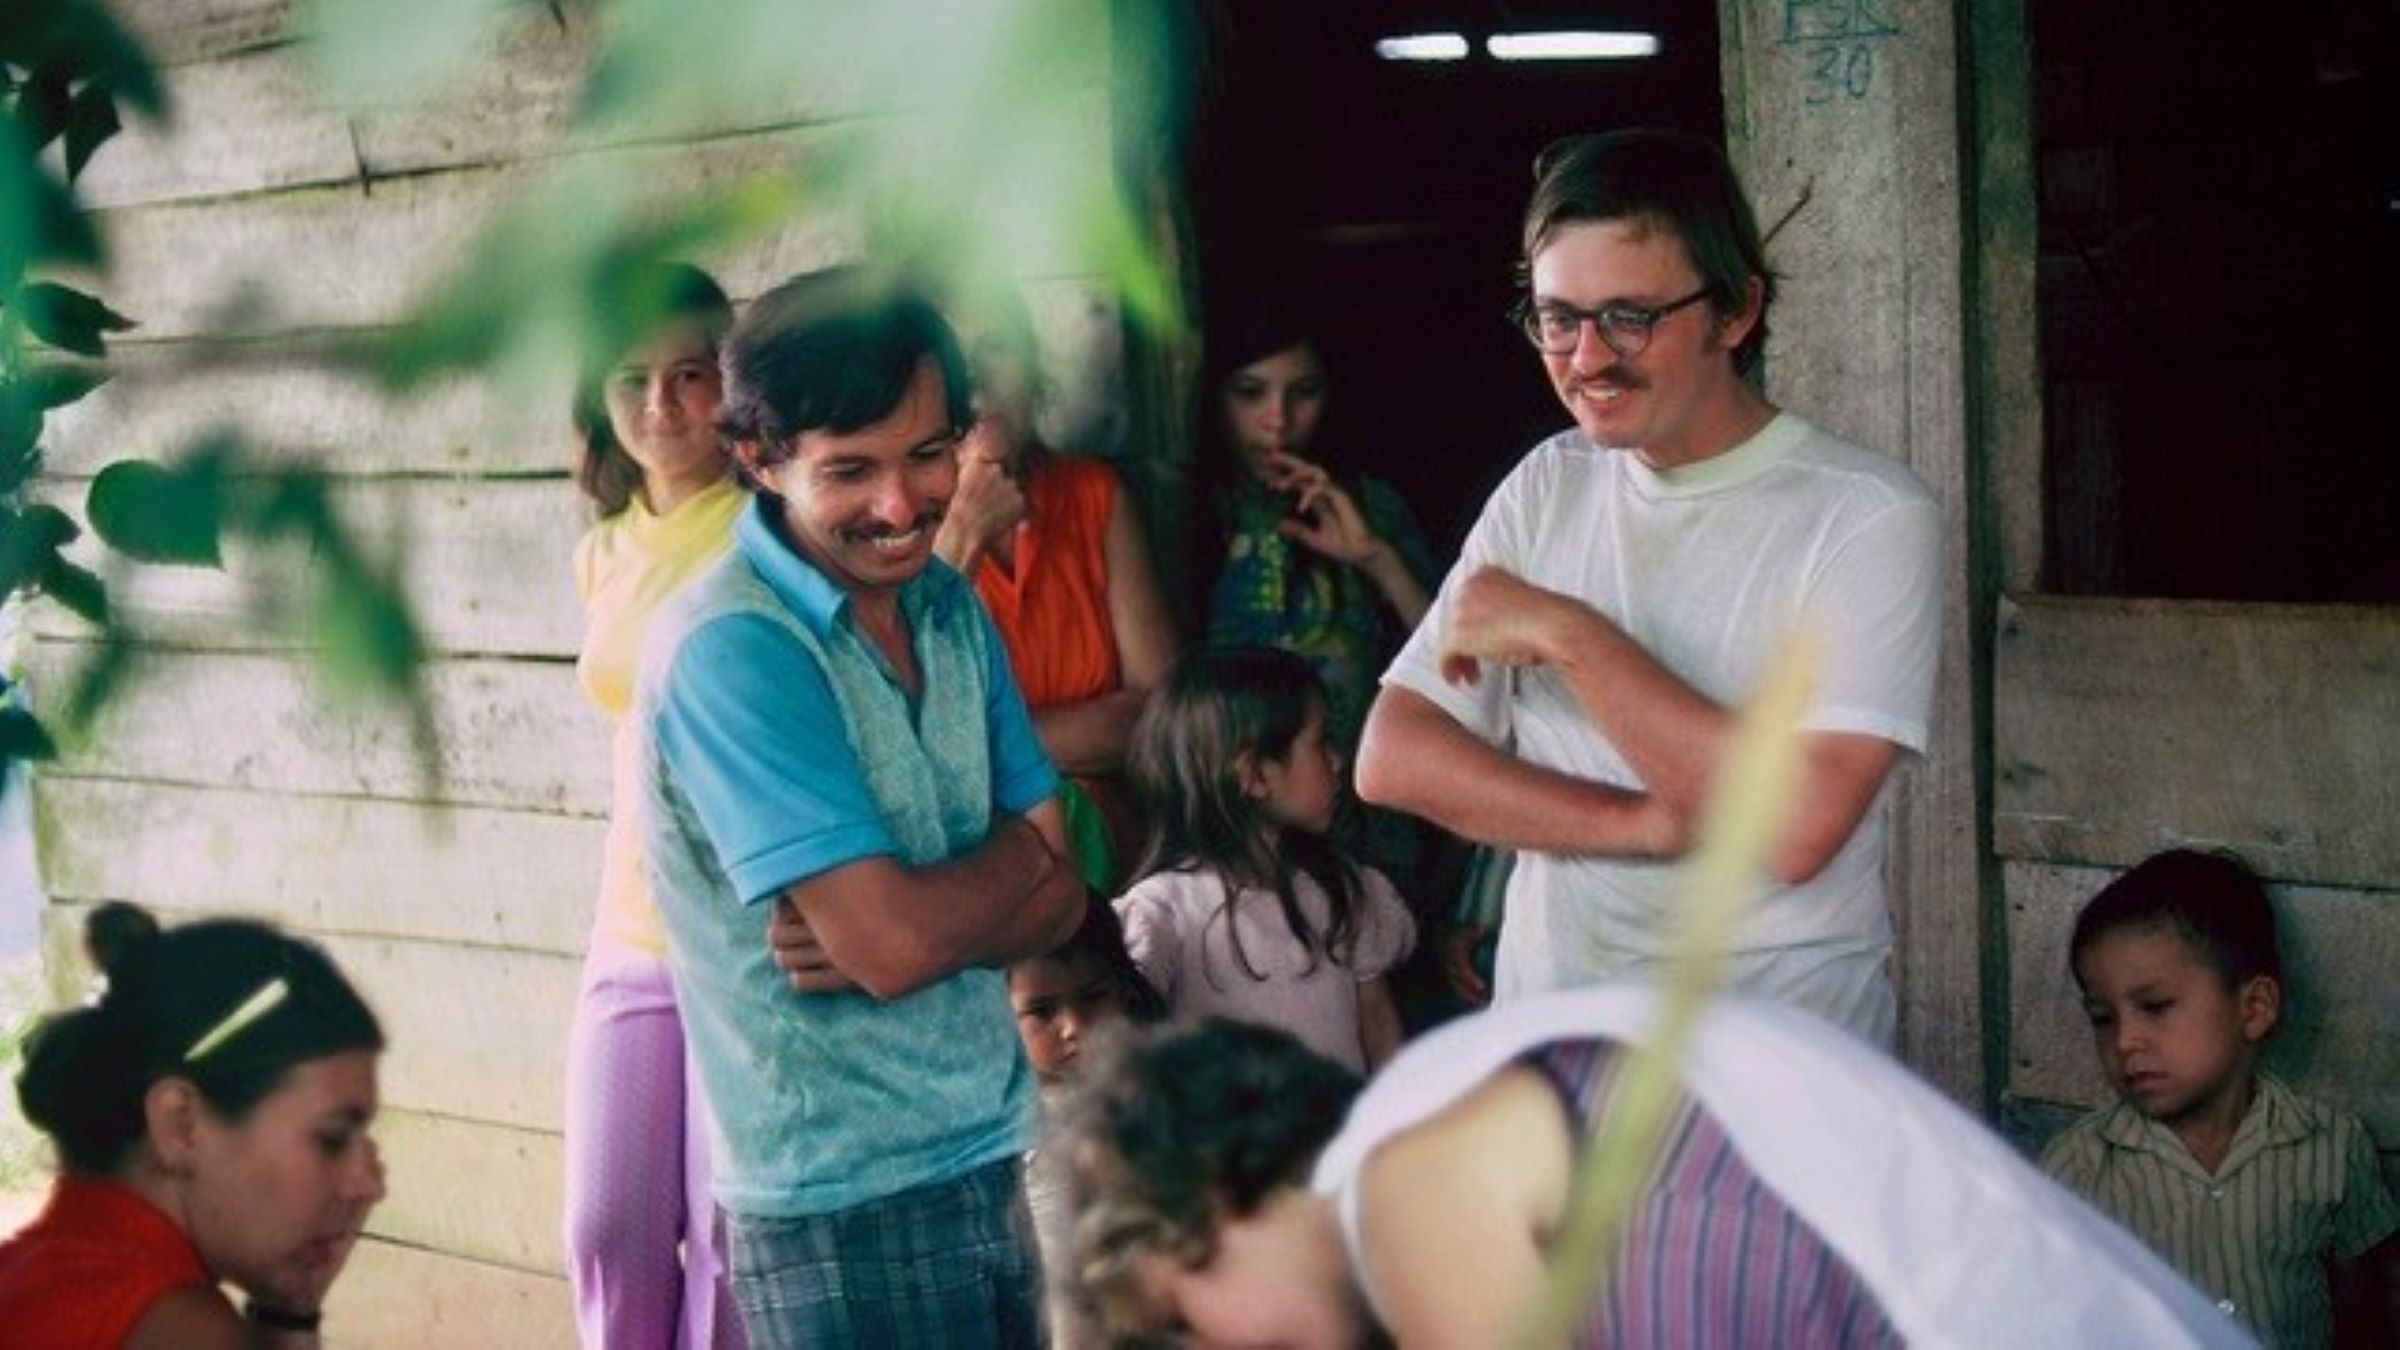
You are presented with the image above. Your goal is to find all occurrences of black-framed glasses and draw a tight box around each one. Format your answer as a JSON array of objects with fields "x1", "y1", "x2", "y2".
[{"x1": 1510, "y1": 286, "x2": 1712, "y2": 358}]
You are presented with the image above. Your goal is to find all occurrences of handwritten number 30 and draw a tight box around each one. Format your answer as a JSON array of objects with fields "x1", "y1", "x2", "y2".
[{"x1": 1806, "y1": 44, "x2": 1875, "y2": 104}]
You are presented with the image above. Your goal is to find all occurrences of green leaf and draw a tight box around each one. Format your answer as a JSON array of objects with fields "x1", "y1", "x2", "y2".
[
  {"x1": 234, "y1": 466, "x2": 329, "y2": 540},
  {"x1": 20, "y1": 361, "x2": 107, "y2": 413},
  {"x1": 0, "y1": 502, "x2": 77, "y2": 595},
  {"x1": 61, "y1": 83, "x2": 124, "y2": 182},
  {"x1": 14, "y1": 63, "x2": 73, "y2": 153},
  {"x1": 0, "y1": 707, "x2": 57, "y2": 764},
  {"x1": 37, "y1": 553, "x2": 107, "y2": 625},
  {"x1": 309, "y1": 561, "x2": 425, "y2": 698},
  {"x1": 15, "y1": 501, "x2": 79, "y2": 552},
  {"x1": 57, "y1": 629, "x2": 135, "y2": 735},
  {"x1": 0, "y1": 365, "x2": 109, "y2": 494},
  {"x1": 86, "y1": 458, "x2": 225, "y2": 567},
  {"x1": 8, "y1": 3, "x2": 168, "y2": 120},
  {"x1": 15, "y1": 281, "x2": 135, "y2": 357},
  {"x1": 0, "y1": 400, "x2": 37, "y2": 493},
  {"x1": 0, "y1": 118, "x2": 105, "y2": 279}
]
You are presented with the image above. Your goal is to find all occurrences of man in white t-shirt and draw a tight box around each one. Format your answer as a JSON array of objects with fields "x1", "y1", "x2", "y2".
[{"x1": 1357, "y1": 128, "x2": 1941, "y2": 1045}]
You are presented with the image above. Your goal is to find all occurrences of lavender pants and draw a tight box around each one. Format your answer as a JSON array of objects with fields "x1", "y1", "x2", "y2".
[{"x1": 564, "y1": 946, "x2": 745, "y2": 1350}]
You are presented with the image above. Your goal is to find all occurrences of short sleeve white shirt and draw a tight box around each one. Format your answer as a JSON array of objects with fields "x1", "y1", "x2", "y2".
[{"x1": 1382, "y1": 414, "x2": 1942, "y2": 1009}]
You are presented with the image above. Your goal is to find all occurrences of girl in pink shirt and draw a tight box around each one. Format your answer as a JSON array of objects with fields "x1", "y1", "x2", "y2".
[{"x1": 1115, "y1": 646, "x2": 1415, "y2": 1074}]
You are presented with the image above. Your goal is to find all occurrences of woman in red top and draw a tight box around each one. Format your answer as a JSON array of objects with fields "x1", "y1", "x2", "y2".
[
  {"x1": 935, "y1": 284, "x2": 1178, "y2": 885},
  {"x1": 0, "y1": 903, "x2": 386, "y2": 1347}
]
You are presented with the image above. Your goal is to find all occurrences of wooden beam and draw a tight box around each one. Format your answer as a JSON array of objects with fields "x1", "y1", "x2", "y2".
[
  {"x1": 1719, "y1": 0, "x2": 1989, "y2": 1105},
  {"x1": 371, "y1": 1109, "x2": 567, "y2": 1275},
  {"x1": 327, "y1": 1238, "x2": 572, "y2": 1348},
  {"x1": 32, "y1": 477, "x2": 589, "y2": 659},
  {"x1": 1966, "y1": 0, "x2": 2044, "y2": 592},
  {"x1": 1994, "y1": 596, "x2": 2400, "y2": 887},
  {"x1": 36, "y1": 777, "x2": 600, "y2": 955},
  {"x1": 28, "y1": 644, "x2": 611, "y2": 816},
  {"x1": 40, "y1": 339, "x2": 568, "y2": 476},
  {"x1": 79, "y1": 8, "x2": 591, "y2": 211},
  {"x1": 83, "y1": 100, "x2": 1112, "y2": 342},
  {"x1": 91, "y1": 0, "x2": 1116, "y2": 213},
  {"x1": 109, "y1": 0, "x2": 304, "y2": 67}
]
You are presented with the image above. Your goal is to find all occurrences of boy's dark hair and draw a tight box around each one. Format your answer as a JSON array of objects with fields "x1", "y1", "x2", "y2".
[
  {"x1": 717, "y1": 265, "x2": 972, "y2": 479},
  {"x1": 19, "y1": 906, "x2": 385, "y2": 1175},
  {"x1": 2069, "y1": 848, "x2": 2284, "y2": 989},
  {"x1": 569, "y1": 261, "x2": 736, "y2": 516},
  {"x1": 1046, "y1": 896, "x2": 1167, "y2": 1024},
  {"x1": 1054, "y1": 1018, "x2": 1362, "y2": 1338},
  {"x1": 1521, "y1": 127, "x2": 1777, "y2": 377}
]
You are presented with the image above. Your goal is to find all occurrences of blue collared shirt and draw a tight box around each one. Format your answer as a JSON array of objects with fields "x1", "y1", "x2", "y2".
[{"x1": 635, "y1": 495, "x2": 1058, "y2": 1217}]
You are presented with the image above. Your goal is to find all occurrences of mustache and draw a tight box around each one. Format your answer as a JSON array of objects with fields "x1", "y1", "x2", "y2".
[
  {"x1": 847, "y1": 506, "x2": 946, "y2": 540},
  {"x1": 1569, "y1": 367, "x2": 1645, "y2": 394}
]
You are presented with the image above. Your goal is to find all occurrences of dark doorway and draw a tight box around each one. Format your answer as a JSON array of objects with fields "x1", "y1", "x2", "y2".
[
  {"x1": 1181, "y1": 1, "x2": 1726, "y2": 559},
  {"x1": 2031, "y1": 0, "x2": 2397, "y2": 602}
]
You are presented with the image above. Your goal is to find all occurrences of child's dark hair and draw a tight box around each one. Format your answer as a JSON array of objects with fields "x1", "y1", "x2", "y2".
[
  {"x1": 1054, "y1": 1018, "x2": 1362, "y2": 1340},
  {"x1": 1127, "y1": 646, "x2": 1365, "y2": 986},
  {"x1": 2069, "y1": 848, "x2": 2283, "y2": 989},
  {"x1": 1193, "y1": 277, "x2": 1363, "y2": 608},
  {"x1": 17, "y1": 905, "x2": 385, "y2": 1176},
  {"x1": 1036, "y1": 897, "x2": 1167, "y2": 1024},
  {"x1": 569, "y1": 261, "x2": 736, "y2": 516},
  {"x1": 716, "y1": 265, "x2": 972, "y2": 479}
]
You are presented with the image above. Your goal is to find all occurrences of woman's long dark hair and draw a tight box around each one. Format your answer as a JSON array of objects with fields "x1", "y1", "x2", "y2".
[
  {"x1": 17, "y1": 905, "x2": 384, "y2": 1176},
  {"x1": 1125, "y1": 646, "x2": 1365, "y2": 986},
  {"x1": 1193, "y1": 281, "x2": 1377, "y2": 623},
  {"x1": 569, "y1": 261, "x2": 736, "y2": 517}
]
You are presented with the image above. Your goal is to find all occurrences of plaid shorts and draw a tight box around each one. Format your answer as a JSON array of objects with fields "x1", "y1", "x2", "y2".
[{"x1": 726, "y1": 1158, "x2": 1046, "y2": 1349}]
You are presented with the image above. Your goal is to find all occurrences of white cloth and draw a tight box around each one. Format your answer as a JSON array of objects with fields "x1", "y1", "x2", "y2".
[
  {"x1": 1381, "y1": 414, "x2": 1942, "y2": 1036},
  {"x1": 1312, "y1": 985, "x2": 2257, "y2": 1349},
  {"x1": 1116, "y1": 864, "x2": 1415, "y2": 1073}
]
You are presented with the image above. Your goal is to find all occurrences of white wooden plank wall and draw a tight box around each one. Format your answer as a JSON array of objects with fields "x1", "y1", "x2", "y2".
[{"x1": 28, "y1": 1, "x2": 1132, "y2": 1343}]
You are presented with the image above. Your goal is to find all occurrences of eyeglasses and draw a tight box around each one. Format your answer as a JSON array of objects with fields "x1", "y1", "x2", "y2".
[{"x1": 1510, "y1": 287, "x2": 1712, "y2": 358}]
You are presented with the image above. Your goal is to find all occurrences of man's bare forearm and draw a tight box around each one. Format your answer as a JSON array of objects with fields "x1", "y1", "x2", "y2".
[
  {"x1": 1030, "y1": 690, "x2": 1147, "y2": 776},
  {"x1": 784, "y1": 806, "x2": 1086, "y2": 999},
  {"x1": 1356, "y1": 688, "x2": 1682, "y2": 858}
]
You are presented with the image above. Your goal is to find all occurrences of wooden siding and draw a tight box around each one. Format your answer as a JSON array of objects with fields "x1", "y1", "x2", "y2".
[
  {"x1": 37, "y1": 778, "x2": 598, "y2": 954},
  {"x1": 1995, "y1": 596, "x2": 2400, "y2": 888},
  {"x1": 28, "y1": 0, "x2": 1133, "y2": 1339},
  {"x1": 1718, "y1": 3, "x2": 1988, "y2": 1104}
]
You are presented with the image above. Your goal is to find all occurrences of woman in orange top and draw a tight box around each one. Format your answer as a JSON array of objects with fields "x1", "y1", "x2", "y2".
[
  {"x1": 0, "y1": 903, "x2": 386, "y2": 1348},
  {"x1": 935, "y1": 286, "x2": 1178, "y2": 885}
]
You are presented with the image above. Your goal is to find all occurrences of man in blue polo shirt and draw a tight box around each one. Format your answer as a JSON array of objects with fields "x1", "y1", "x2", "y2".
[{"x1": 633, "y1": 268, "x2": 1086, "y2": 1347}]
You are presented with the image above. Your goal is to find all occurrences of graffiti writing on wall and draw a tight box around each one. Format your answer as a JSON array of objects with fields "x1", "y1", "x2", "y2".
[{"x1": 1781, "y1": 0, "x2": 1903, "y2": 106}]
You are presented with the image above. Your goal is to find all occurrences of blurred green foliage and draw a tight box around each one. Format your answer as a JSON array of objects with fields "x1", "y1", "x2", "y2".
[
  {"x1": 1, "y1": 0, "x2": 156, "y2": 764},
  {"x1": 1509, "y1": 639, "x2": 1819, "y2": 1348},
  {"x1": 4, "y1": 0, "x2": 434, "y2": 777},
  {"x1": 2, "y1": 0, "x2": 1180, "y2": 783}
]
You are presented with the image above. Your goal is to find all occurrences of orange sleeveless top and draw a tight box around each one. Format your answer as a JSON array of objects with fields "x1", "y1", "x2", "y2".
[
  {"x1": 971, "y1": 449, "x2": 1122, "y2": 708},
  {"x1": 0, "y1": 1176, "x2": 215, "y2": 1347}
]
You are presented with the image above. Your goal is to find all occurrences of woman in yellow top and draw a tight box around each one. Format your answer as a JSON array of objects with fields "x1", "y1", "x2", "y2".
[{"x1": 561, "y1": 264, "x2": 747, "y2": 1350}]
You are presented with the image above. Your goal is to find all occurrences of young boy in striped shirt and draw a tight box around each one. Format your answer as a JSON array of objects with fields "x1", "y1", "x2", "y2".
[{"x1": 2043, "y1": 849, "x2": 2398, "y2": 1347}]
